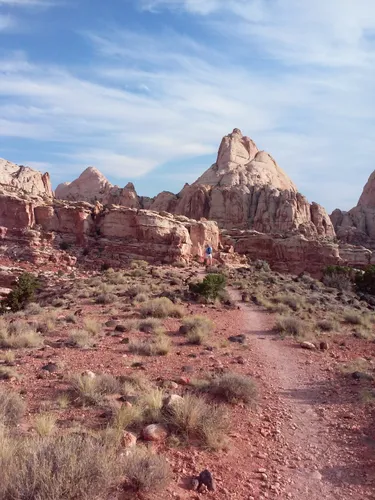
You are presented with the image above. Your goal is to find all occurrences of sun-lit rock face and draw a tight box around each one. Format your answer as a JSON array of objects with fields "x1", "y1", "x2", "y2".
[
  {"x1": 331, "y1": 170, "x2": 375, "y2": 249},
  {"x1": 150, "y1": 129, "x2": 334, "y2": 237},
  {"x1": 0, "y1": 158, "x2": 52, "y2": 198}
]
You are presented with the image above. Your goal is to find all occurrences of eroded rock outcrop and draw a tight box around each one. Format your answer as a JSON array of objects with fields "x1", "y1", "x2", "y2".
[
  {"x1": 0, "y1": 158, "x2": 52, "y2": 198},
  {"x1": 150, "y1": 129, "x2": 334, "y2": 237},
  {"x1": 331, "y1": 170, "x2": 375, "y2": 248},
  {"x1": 0, "y1": 189, "x2": 219, "y2": 267}
]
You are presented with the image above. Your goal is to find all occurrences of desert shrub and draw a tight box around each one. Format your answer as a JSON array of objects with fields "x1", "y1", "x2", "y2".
[
  {"x1": 25, "y1": 302, "x2": 43, "y2": 315},
  {"x1": 112, "y1": 404, "x2": 143, "y2": 431},
  {"x1": 0, "y1": 366, "x2": 19, "y2": 380},
  {"x1": 105, "y1": 270, "x2": 126, "y2": 285},
  {"x1": 139, "y1": 318, "x2": 161, "y2": 333},
  {"x1": 128, "y1": 334, "x2": 171, "y2": 356},
  {"x1": 274, "y1": 294, "x2": 302, "y2": 311},
  {"x1": 70, "y1": 373, "x2": 120, "y2": 405},
  {"x1": 1, "y1": 273, "x2": 39, "y2": 313},
  {"x1": 140, "y1": 297, "x2": 184, "y2": 318},
  {"x1": 343, "y1": 312, "x2": 365, "y2": 326},
  {"x1": 202, "y1": 373, "x2": 257, "y2": 405},
  {"x1": 254, "y1": 259, "x2": 271, "y2": 271},
  {"x1": 0, "y1": 388, "x2": 25, "y2": 425},
  {"x1": 68, "y1": 329, "x2": 95, "y2": 348},
  {"x1": 130, "y1": 260, "x2": 149, "y2": 269},
  {"x1": 323, "y1": 265, "x2": 354, "y2": 291},
  {"x1": 316, "y1": 319, "x2": 337, "y2": 332},
  {"x1": 34, "y1": 414, "x2": 56, "y2": 437},
  {"x1": 275, "y1": 316, "x2": 308, "y2": 337},
  {"x1": 189, "y1": 274, "x2": 226, "y2": 301},
  {"x1": 124, "y1": 447, "x2": 171, "y2": 492},
  {"x1": 59, "y1": 241, "x2": 71, "y2": 251},
  {"x1": 137, "y1": 388, "x2": 164, "y2": 423},
  {"x1": 95, "y1": 292, "x2": 117, "y2": 305},
  {"x1": 0, "y1": 321, "x2": 43, "y2": 349},
  {"x1": 182, "y1": 315, "x2": 214, "y2": 345},
  {"x1": 356, "y1": 265, "x2": 375, "y2": 295},
  {"x1": 82, "y1": 318, "x2": 101, "y2": 336},
  {"x1": 35, "y1": 311, "x2": 58, "y2": 334},
  {"x1": 0, "y1": 433, "x2": 120, "y2": 500},
  {"x1": 165, "y1": 394, "x2": 228, "y2": 450},
  {"x1": 134, "y1": 293, "x2": 149, "y2": 303}
]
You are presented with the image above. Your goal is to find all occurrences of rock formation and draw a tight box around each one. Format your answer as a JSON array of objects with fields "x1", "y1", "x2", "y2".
[
  {"x1": 331, "y1": 170, "x2": 375, "y2": 249},
  {"x1": 0, "y1": 158, "x2": 52, "y2": 198},
  {"x1": 150, "y1": 129, "x2": 334, "y2": 237},
  {"x1": 55, "y1": 167, "x2": 143, "y2": 208}
]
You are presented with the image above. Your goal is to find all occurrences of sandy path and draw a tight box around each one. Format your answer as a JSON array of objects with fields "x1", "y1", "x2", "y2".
[{"x1": 233, "y1": 289, "x2": 374, "y2": 499}]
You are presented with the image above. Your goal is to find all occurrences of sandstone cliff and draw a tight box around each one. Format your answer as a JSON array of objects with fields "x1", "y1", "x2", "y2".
[
  {"x1": 151, "y1": 128, "x2": 334, "y2": 237},
  {"x1": 0, "y1": 158, "x2": 53, "y2": 198},
  {"x1": 331, "y1": 170, "x2": 375, "y2": 248}
]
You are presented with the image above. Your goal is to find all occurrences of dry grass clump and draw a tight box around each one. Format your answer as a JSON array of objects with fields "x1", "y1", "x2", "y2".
[
  {"x1": 128, "y1": 334, "x2": 171, "y2": 356},
  {"x1": 316, "y1": 319, "x2": 337, "y2": 332},
  {"x1": 258, "y1": 298, "x2": 289, "y2": 315},
  {"x1": 140, "y1": 297, "x2": 184, "y2": 319},
  {"x1": 0, "y1": 433, "x2": 120, "y2": 500},
  {"x1": 343, "y1": 312, "x2": 369, "y2": 327},
  {"x1": 82, "y1": 317, "x2": 101, "y2": 336},
  {"x1": 68, "y1": 329, "x2": 95, "y2": 348},
  {"x1": 25, "y1": 302, "x2": 44, "y2": 315},
  {"x1": 137, "y1": 388, "x2": 164, "y2": 423},
  {"x1": 34, "y1": 413, "x2": 57, "y2": 437},
  {"x1": 134, "y1": 293, "x2": 149, "y2": 303},
  {"x1": 70, "y1": 373, "x2": 121, "y2": 405},
  {"x1": 202, "y1": 373, "x2": 257, "y2": 405},
  {"x1": 139, "y1": 318, "x2": 162, "y2": 334},
  {"x1": 182, "y1": 315, "x2": 214, "y2": 345},
  {"x1": 274, "y1": 294, "x2": 303, "y2": 311},
  {"x1": 0, "y1": 320, "x2": 43, "y2": 349},
  {"x1": 112, "y1": 404, "x2": 143, "y2": 431},
  {"x1": 124, "y1": 447, "x2": 171, "y2": 493},
  {"x1": 104, "y1": 269, "x2": 126, "y2": 285},
  {"x1": 275, "y1": 316, "x2": 308, "y2": 337},
  {"x1": 0, "y1": 366, "x2": 19, "y2": 380},
  {"x1": 35, "y1": 310, "x2": 58, "y2": 334},
  {"x1": 165, "y1": 394, "x2": 228, "y2": 450},
  {"x1": 0, "y1": 388, "x2": 25, "y2": 425},
  {"x1": 95, "y1": 292, "x2": 117, "y2": 305}
]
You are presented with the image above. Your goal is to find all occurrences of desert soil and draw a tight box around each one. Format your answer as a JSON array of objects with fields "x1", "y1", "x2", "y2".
[{"x1": 4, "y1": 265, "x2": 375, "y2": 499}]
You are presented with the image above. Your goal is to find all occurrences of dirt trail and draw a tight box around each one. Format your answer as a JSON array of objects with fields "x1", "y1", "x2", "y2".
[{"x1": 232, "y1": 289, "x2": 375, "y2": 499}]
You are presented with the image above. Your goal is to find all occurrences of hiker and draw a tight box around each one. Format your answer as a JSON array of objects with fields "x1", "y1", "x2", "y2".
[{"x1": 205, "y1": 244, "x2": 213, "y2": 266}]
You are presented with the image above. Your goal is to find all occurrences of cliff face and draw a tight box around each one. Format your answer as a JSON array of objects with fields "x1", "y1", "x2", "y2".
[
  {"x1": 0, "y1": 158, "x2": 53, "y2": 198},
  {"x1": 149, "y1": 129, "x2": 334, "y2": 237},
  {"x1": 331, "y1": 170, "x2": 375, "y2": 249}
]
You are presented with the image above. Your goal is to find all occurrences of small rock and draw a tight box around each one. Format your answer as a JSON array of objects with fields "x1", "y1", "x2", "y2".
[
  {"x1": 310, "y1": 470, "x2": 322, "y2": 481},
  {"x1": 228, "y1": 334, "x2": 246, "y2": 344},
  {"x1": 189, "y1": 477, "x2": 200, "y2": 491},
  {"x1": 352, "y1": 371, "x2": 374, "y2": 381},
  {"x1": 41, "y1": 362, "x2": 58, "y2": 373},
  {"x1": 81, "y1": 370, "x2": 96, "y2": 379},
  {"x1": 122, "y1": 431, "x2": 137, "y2": 448},
  {"x1": 142, "y1": 424, "x2": 168, "y2": 442},
  {"x1": 114, "y1": 324, "x2": 128, "y2": 333},
  {"x1": 198, "y1": 469, "x2": 216, "y2": 492},
  {"x1": 163, "y1": 394, "x2": 184, "y2": 409},
  {"x1": 105, "y1": 320, "x2": 117, "y2": 327},
  {"x1": 300, "y1": 341, "x2": 316, "y2": 351},
  {"x1": 319, "y1": 341, "x2": 329, "y2": 351}
]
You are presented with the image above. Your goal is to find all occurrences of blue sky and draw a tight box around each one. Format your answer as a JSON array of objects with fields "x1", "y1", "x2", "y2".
[{"x1": 1, "y1": 0, "x2": 375, "y2": 212}]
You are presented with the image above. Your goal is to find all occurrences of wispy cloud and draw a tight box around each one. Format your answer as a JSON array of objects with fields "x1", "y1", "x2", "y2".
[{"x1": 1, "y1": 1, "x2": 375, "y2": 211}]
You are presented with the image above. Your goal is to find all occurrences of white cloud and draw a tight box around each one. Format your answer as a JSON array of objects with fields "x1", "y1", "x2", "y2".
[{"x1": 1, "y1": 1, "x2": 375, "y2": 211}]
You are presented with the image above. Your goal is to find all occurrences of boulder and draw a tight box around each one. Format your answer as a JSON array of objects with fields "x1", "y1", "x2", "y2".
[{"x1": 142, "y1": 423, "x2": 168, "y2": 442}]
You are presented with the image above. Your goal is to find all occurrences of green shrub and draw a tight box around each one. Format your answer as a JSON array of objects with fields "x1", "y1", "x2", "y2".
[
  {"x1": 356, "y1": 265, "x2": 375, "y2": 295},
  {"x1": 323, "y1": 266, "x2": 353, "y2": 291},
  {"x1": 1, "y1": 273, "x2": 39, "y2": 313},
  {"x1": 189, "y1": 274, "x2": 226, "y2": 301}
]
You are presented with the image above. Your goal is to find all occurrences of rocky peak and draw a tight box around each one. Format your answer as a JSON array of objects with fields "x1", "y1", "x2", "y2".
[
  {"x1": 0, "y1": 158, "x2": 53, "y2": 198},
  {"x1": 195, "y1": 129, "x2": 296, "y2": 192},
  {"x1": 357, "y1": 170, "x2": 375, "y2": 208}
]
